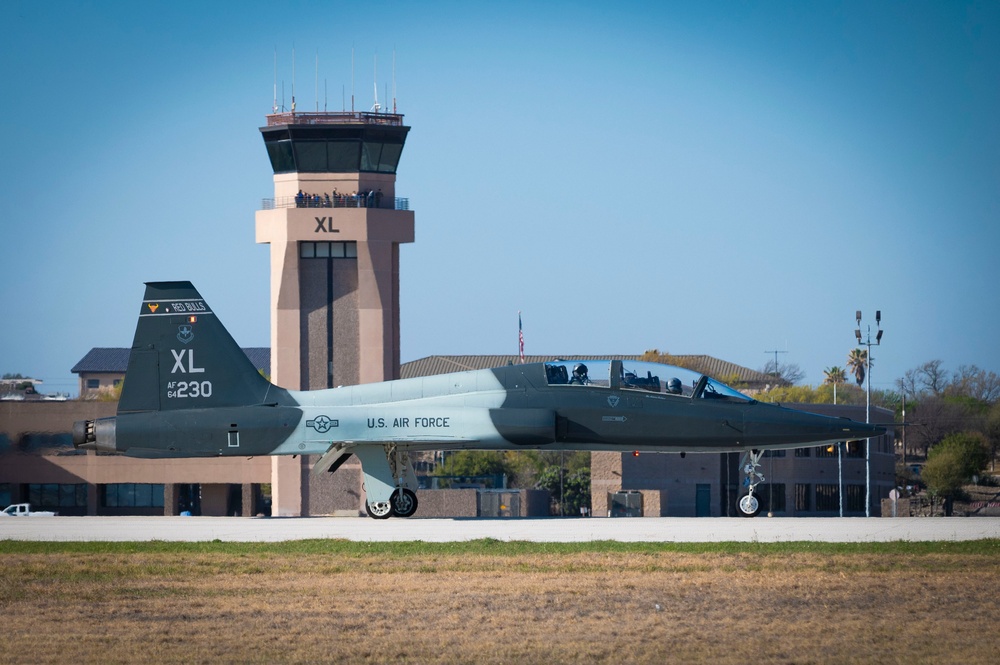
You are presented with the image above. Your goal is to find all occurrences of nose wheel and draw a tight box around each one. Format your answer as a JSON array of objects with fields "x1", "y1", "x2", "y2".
[
  {"x1": 737, "y1": 449, "x2": 765, "y2": 517},
  {"x1": 737, "y1": 492, "x2": 762, "y2": 517}
]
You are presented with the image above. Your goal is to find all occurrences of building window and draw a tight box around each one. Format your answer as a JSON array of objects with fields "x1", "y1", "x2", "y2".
[
  {"x1": 300, "y1": 241, "x2": 357, "y2": 259},
  {"x1": 794, "y1": 448, "x2": 811, "y2": 458},
  {"x1": 27, "y1": 483, "x2": 87, "y2": 510},
  {"x1": 102, "y1": 484, "x2": 164, "y2": 508},
  {"x1": 816, "y1": 484, "x2": 840, "y2": 511},
  {"x1": 845, "y1": 484, "x2": 866, "y2": 512},
  {"x1": 113, "y1": 379, "x2": 122, "y2": 387},
  {"x1": 763, "y1": 449, "x2": 785, "y2": 458},
  {"x1": 86, "y1": 379, "x2": 100, "y2": 389},
  {"x1": 795, "y1": 484, "x2": 811, "y2": 511}
]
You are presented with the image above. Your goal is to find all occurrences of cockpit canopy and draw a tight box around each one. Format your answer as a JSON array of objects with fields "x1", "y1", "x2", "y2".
[{"x1": 543, "y1": 359, "x2": 753, "y2": 402}]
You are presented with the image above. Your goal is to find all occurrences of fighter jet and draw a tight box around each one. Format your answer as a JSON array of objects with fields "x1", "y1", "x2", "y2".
[{"x1": 73, "y1": 282, "x2": 885, "y2": 518}]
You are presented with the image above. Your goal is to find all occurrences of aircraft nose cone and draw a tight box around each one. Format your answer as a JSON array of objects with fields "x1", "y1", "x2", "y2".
[
  {"x1": 744, "y1": 405, "x2": 886, "y2": 447},
  {"x1": 841, "y1": 420, "x2": 885, "y2": 439}
]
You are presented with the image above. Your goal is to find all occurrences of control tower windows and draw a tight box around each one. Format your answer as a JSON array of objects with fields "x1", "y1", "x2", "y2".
[
  {"x1": 329, "y1": 142, "x2": 361, "y2": 171},
  {"x1": 265, "y1": 140, "x2": 294, "y2": 172},
  {"x1": 264, "y1": 138, "x2": 403, "y2": 173}
]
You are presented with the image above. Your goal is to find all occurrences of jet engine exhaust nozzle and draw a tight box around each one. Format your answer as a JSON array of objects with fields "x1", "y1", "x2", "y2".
[{"x1": 72, "y1": 417, "x2": 118, "y2": 453}]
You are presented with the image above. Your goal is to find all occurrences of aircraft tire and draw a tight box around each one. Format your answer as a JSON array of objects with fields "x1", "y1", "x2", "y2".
[
  {"x1": 737, "y1": 493, "x2": 762, "y2": 518},
  {"x1": 391, "y1": 488, "x2": 418, "y2": 518},
  {"x1": 365, "y1": 500, "x2": 393, "y2": 519}
]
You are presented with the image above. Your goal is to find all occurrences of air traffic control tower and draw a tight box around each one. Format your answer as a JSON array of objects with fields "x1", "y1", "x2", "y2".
[{"x1": 255, "y1": 111, "x2": 414, "y2": 516}]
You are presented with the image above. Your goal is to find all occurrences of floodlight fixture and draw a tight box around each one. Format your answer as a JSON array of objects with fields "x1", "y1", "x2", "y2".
[
  {"x1": 876, "y1": 329, "x2": 883, "y2": 344},
  {"x1": 855, "y1": 329, "x2": 862, "y2": 343}
]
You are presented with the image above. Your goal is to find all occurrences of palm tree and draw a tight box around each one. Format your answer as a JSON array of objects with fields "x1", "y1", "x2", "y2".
[
  {"x1": 823, "y1": 366, "x2": 847, "y2": 404},
  {"x1": 847, "y1": 349, "x2": 869, "y2": 387}
]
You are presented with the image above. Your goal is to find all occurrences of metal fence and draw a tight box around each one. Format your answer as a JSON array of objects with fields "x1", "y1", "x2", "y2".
[{"x1": 265, "y1": 111, "x2": 405, "y2": 127}]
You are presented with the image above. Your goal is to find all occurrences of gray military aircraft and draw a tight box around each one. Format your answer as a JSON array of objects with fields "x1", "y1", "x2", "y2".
[{"x1": 73, "y1": 282, "x2": 885, "y2": 518}]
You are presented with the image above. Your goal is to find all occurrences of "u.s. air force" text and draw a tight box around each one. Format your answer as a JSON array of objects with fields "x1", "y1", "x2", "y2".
[{"x1": 367, "y1": 417, "x2": 450, "y2": 428}]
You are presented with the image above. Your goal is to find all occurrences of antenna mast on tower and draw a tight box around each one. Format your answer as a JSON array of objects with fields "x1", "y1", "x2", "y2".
[
  {"x1": 272, "y1": 48, "x2": 278, "y2": 113},
  {"x1": 371, "y1": 54, "x2": 380, "y2": 112}
]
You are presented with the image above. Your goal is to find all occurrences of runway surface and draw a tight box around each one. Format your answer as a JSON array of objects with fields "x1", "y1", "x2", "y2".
[{"x1": 2, "y1": 516, "x2": 999, "y2": 543}]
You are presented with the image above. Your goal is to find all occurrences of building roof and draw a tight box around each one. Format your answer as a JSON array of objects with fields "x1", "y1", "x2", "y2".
[
  {"x1": 400, "y1": 354, "x2": 777, "y2": 387},
  {"x1": 72, "y1": 348, "x2": 271, "y2": 376},
  {"x1": 71, "y1": 348, "x2": 131, "y2": 374}
]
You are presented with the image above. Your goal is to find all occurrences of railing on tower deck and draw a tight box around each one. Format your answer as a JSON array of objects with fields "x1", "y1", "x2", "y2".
[
  {"x1": 265, "y1": 111, "x2": 405, "y2": 127},
  {"x1": 262, "y1": 195, "x2": 410, "y2": 211}
]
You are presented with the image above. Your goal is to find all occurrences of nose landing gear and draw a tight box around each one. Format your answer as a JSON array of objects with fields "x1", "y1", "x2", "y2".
[{"x1": 737, "y1": 449, "x2": 765, "y2": 517}]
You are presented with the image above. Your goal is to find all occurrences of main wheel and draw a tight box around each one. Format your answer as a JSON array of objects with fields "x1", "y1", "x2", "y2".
[
  {"x1": 737, "y1": 493, "x2": 762, "y2": 518},
  {"x1": 365, "y1": 500, "x2": 393, "y2": 519},
  {"x1": 391, "y1": 488, "x2": 418, "y2": 518}
]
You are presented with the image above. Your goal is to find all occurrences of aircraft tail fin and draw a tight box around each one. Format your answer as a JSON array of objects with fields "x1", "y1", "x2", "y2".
[{"x1": 118, "y1": 281, "x2": 274, "y2": 413}]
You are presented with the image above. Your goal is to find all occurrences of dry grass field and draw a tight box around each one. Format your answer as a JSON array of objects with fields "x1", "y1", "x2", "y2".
[{"x1": 1, "y1": 540, "x2": 998, "y2": 664}]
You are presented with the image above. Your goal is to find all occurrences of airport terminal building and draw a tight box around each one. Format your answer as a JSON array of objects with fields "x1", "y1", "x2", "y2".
[{"x1": 0, "y1": 108, "x2": 896, "y2": 517}]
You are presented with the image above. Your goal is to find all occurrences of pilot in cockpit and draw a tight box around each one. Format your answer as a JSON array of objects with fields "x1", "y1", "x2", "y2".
[
  {"x1": 569, "y1": 363, "x2": 590, "y2": 385},
  {"x1": 667, "y1": 378, "x2": 683, "y2": 395}
]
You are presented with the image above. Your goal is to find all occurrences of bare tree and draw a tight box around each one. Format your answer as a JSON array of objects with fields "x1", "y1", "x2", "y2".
[
  {"x1": 896, "y1": 368, "x2": 921, "y2": 401},
  {"x1": 949, "y1": 365, "x2": 1000, "y2": 403},
  {"x1": 917, "y1": 360, "x2": 948, "y2": 396},
  {"x1": 759, "y1": 359, "x2": 804, "y2": 385},
  {"x1": 907, "y1": 396, "x2": 970, "y2": 458}
]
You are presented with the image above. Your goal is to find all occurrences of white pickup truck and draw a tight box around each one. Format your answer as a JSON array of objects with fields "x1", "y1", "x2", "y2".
[{"x1": 0, "y1": 503, "x2": 58, "y2": 517}]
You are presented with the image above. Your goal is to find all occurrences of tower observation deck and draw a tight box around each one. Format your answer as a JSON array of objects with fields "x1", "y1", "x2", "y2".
[{"x1": 255, "y1": 110, "x2": 416, "y2": 516}]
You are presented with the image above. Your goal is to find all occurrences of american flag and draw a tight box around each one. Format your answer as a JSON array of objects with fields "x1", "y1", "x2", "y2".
[{"x1": 518, "y1": 312, "x2": 525, "y2": 364}]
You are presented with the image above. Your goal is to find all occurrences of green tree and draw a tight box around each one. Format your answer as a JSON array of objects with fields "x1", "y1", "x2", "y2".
[
  {"x1": 823, "y1": 366, "x2": 847, "y2": 404},
  {"x1": 923, "y1": 432, "x2": 990, "y2": 515},
  {"x1": 434, "y1": 451, "x2": 513, "y2": 487},
  {"x1": 753, "y1": 385, "x2": 824, "y2": 404},
  {"x1": 535, "y1": 466, "x2": 591, "y2": 516},
  {"x1": 986, "y1": 402, "x2": 1000, "y2": 472}
]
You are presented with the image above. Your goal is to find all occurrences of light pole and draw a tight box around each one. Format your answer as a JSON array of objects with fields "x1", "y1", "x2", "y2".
[{"x1": 854, "y1": 310, "x2": 883, "y2": 517}]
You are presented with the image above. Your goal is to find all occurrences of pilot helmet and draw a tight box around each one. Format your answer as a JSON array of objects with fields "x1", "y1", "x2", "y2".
[
  {"x1": 667, "y1": 378, "x2": 682, "y2": 394},
  {"x1": 573, "y1": 363, "x2": 588, "y2": 377}
]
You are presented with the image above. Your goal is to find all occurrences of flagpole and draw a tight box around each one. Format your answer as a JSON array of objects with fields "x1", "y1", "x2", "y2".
[{"x1": 518, "y1": 312, "x2": 525, "y2": 364}]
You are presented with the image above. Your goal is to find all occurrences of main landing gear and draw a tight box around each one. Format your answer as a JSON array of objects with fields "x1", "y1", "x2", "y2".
[
  {"x1": 365, "y1": 488, "x2": 418, "y2": 519},
  {"x1": 737, "y1": 449, "x2": 765, "y2": 518},
  {"x1": 360, "y1": 444, "x2": 420, "y2": 519}
]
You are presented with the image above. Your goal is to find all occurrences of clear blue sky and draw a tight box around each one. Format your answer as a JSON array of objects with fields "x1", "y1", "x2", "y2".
[{"x1": 2, "y1": 1, "x2": 998, "y2": 396}]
